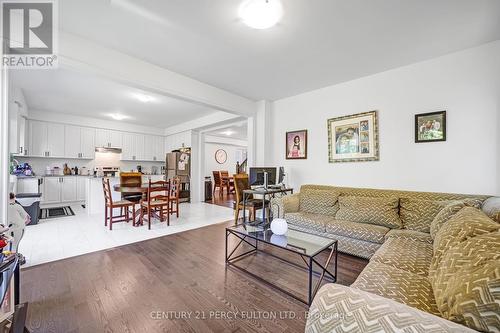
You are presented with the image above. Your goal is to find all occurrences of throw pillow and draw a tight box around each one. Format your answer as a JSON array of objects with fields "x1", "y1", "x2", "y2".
[
  {"x1": 399, "y1": 198, "x2": 447, "y2": 233},
  {"x1": 430, "y1": 198, "x2": 483, "y2": 239},
  {"x1": 335, "y1": 196, "x2": 401, "y2": 229}
]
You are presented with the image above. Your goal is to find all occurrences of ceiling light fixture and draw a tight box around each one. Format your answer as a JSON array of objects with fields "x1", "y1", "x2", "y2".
[
  {"x1": 108, "y1": 113, "x2": 130, "y2": 121},
  {"x1": 222, "y1": 130, "x2": 235, "y2": 136},
  {"x1": 238, "y1": 0, "x2": 283, "y2": 30},
  {"x1": 132, "y1": 92, "x2": 155, "y2": 103}
]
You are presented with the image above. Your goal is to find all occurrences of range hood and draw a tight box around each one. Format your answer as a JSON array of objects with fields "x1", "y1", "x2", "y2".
[{"x1": 95, "y1": 147, "x2": 122, "y2": 153}]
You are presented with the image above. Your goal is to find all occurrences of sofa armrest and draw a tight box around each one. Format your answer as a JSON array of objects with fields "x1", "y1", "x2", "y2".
[
  {"x1": 271, "y1": 193, "x2": 300, "y2": 218},
  {"x1": 306, "y1": 284, "x2": 475, "y2": 333},
  {"x1": 482, "y1": 197, "x2": 500, "y2": 222},
  {"x1": 384, "y1": 229, "x2": 432, "y2": 244}
]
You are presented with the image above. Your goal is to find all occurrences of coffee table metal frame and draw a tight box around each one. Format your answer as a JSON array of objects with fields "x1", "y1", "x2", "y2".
[{"x1": 225, "y1": 226, "x2": 338, "y2": 305}]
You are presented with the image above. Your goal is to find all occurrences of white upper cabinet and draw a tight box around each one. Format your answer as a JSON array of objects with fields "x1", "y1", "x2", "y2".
[
  {"x1": 96, "y1": 129, "x2": 122, "y2": 148},
  {"x1": 143, "y1": 135, "x2": 155, "y2": 161},
  {"x1": 155, "y1": 136, "x2": 165, "y2": 161},
  {"x1": 29, "y1": 120, "x2": 48, "y2": 157},
  {"x1": 64, "y1": 125, "x2": 81, "y2": 158},
  {"x1": 29, "y1": 120, "x2": 65, "y2": 157},
  {"x1": 47, "y1": 123, "x2": 65, "y2": 157},
  {"x1": 64, "y1": 125, "x2": 96, "y2": 159},
  {"x1": 121, "y1": 133, "x2": 145, "y2": 161},
  {"x1": 80, "y1": 127, "x2": 96, "y2": 158}
]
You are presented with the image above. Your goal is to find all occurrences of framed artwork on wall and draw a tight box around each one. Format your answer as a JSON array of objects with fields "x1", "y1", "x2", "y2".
[
  {"x1": 286, "y1": 129, "x2": 307, "y2": 159},
  {"x1": 327, "y1": 110, "x2": 379, "y2": 163},
  {"x1": 415, "y1": 111, "x2": 446, "y2": 143}
]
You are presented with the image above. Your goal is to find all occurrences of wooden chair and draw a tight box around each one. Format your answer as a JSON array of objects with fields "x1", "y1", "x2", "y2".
[
  {"x1": 233, "y1": 173, "x2": 266, "y2": 225},
  {"x1": 169, "y1": 177, "x2": 181, "y2": 218},
  {"x1": 213, "y1": 171, "x2": 224, "y2": 197},
  {"x1": 119, "y1": 172, "x2": 143, "y2": 203},
  {"x1": 220, "y1": 170, "x2": 234, "y2": 195},
  {"x1": 102, "y1": 178, "x2": 136, "y2": 230},
  {"x1": 139, "y1": 180, "x2": 170, "y2": 230}
]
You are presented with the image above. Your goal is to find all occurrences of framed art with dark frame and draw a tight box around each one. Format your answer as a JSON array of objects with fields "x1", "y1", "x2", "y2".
[
  {"x1": 415, "y1": 111, "x2": 446, "y2": 143},
  {"x1": 327, "y1": 111, "x2": 379, "y2": 163},
  {"x1": 286, "y1": 130, "x2": 308, "y2": 159}
]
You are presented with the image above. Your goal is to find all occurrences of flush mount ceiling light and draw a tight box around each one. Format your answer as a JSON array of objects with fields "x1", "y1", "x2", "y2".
[
  {"x1": 108, "y1": 113, "x2": 130, "y2": 121},
  {"x1": 222, "y1": 130, "x2": 235, "y2": 136},
  {"x1": 132, "y1": 92, "x2": 155, "y2": 103},
  {"x1": 238, "y1": 0, "x2": 283, "y2": 29}
]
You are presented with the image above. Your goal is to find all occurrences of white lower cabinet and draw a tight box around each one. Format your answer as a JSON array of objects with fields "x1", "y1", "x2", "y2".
[
  {"x1": 41, "y1": 176, "x2": 86, "y2": 206},
  {"x1": 42, "y1": 177, "x2": 62, "y2": 204},
  {"x1": 61, "y1": 177, "x2": 77, "y2": 202}
]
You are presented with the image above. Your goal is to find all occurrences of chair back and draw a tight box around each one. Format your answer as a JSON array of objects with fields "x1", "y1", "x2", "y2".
[
  {"x1": 233, "y1": 173, "x2": 250, "y2": 205},
  {"x1": 120, "y1": 172, "x2": 142, "y2": 187},
  {"x1": 212, "y1": 171, "x2": 222, "y2": 186},
  {"x1": 170, "y1": 177, "x2": 181, "y2": 199},
  {"x1": 145, "y1": 180, "x2": 170, "y2": 206},
  {"x1": 102, "y1": 178, "x2": 113, "y2": 205}
]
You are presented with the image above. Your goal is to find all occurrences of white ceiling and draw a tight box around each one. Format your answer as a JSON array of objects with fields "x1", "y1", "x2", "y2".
[
  {"x1": 11, "y1": 68, "x2": 219, "y2": 128},
  {"x1": 59, "y1": 0, "x2": 500, "y2": 101},
  {"x1": 205, "y1": 123, "x2": 248, "y2": 141}
]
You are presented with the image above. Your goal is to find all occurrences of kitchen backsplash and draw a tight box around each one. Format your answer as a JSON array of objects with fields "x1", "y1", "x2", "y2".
[{"x1": 16, "y1": 155, "x2": 164, "y2": 176}]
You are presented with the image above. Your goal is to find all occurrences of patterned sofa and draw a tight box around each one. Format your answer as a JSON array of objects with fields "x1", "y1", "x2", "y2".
[{"x1": 271, "y1": 185, "x2": 500, "y2": 333}]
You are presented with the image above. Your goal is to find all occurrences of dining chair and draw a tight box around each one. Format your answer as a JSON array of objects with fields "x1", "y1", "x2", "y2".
[
  {"x1": 169, "y1": 177, "x2": 181, "y2": 218},
  {"x1": 212, "y1": 171, "x2": 223, "y2": 197},
  {"x1": 220, "y1": 170, "x2": 234, "y2": 195},
  {"x1": 119, "y1": 172, "x2": 143, "y2": 203},
  {"x1": 233, "y1": 173, "x2": 266, "y2": 225},
  {"x1": 139, "y1": 180, "x2": 170, "y2": 230},
  {"x1": 102, "y1": 178, "x2": 136, "y2": 230}
]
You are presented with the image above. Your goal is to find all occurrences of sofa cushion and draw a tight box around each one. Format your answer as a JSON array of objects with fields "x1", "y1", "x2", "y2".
[
  {"x1": 351, "y1": 261, "x2": 440, "y2": 316},
  {"x1": 299, "y1": 188, "x2": 339, "y2": 216},
  {"x1": 335, "y1": 196, "x2": 402, "y2": 229},
  {"x1": 325, "y1": 220, "x2": 389, "y2": 244},
  {"x1": 371, "y1": 237, "x2": 432, "y2": 276},
  {"x1": 384, "y1": 229, "x2": 432, "y2": 244},
  {"x1": 285, "y1": 212, "x2": 332, "y2": 233},
  {"x1": 432, "y1": 230, "x2": 500, "y2": 332},
  {"x1": 430, "y1": 199, "x2": 483, "y2": 239},
  {"x1": 306, "y1": 284, "x2": 477, "y2": 333},
  {"x1": 400, "y1": 198, "x2": 447, "y2": 233}
]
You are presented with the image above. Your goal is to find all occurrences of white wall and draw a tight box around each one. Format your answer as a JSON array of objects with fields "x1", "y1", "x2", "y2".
[
  {"x1": 204, "y1": 143, "x2": 247, "y2": 177},
  {"x1": 270, "y1": 41, "x2": 500, "y2": 195}
]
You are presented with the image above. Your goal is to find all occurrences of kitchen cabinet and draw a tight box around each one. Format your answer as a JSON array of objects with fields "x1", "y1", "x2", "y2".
[
  {"x1": 29, "y1": 120, "x2": 48, "y2": 157},
  {"x1": 16, "y1": 177, "x2": 40, "y2": 194},
  {"x1": 42, "y1": 177, "x2": 62, "y2": 204},
  {"x1": 96, "y1": 129, "x2": 122, "y2": 148},
  {"x1": 155, "y1": 136, "x2": 165, "y2": 161},
  {"x1": 61, "y1": 177, "x2": 77, "y2": 202},
  {"x1": 121, "y1": 133, "x2": 145, "y2": 161},
  {"x1": 64, "y1": 125, "x2": 95, "y2": 159},
  {"x1": 143, "y1": 135, "x2": 163, "y2": 161},
  {"x1": 165, "y1": 131, "x2": 191, "y2": 153},
  {"x1": 77, "y1": 177, "x2": 86, "y2": 201},
  {"x1": 29, "y1": 120, "x2": 65, "y2": 157}
]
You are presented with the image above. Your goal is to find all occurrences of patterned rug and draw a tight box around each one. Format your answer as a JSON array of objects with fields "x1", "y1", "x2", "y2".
[{"x1": 39, "y1": 206, "x2": 75, "y2": 220}]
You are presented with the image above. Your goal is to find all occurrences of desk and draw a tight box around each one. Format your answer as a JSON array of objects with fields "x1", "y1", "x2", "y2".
[{"x1": 242, "y1": 187, "x2": 293, "y2": 224}]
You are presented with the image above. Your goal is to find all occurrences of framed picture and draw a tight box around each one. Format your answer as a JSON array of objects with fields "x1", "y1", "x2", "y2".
[
  {"x1": 327, "y1": 111, "x2": 379, "y2": 163},
  {"x1": 286, "y1": 130, "x2": 307, "y2": 159},
  {"x1": 415, "y1": 111, "x2": 446, "y2": 143}
]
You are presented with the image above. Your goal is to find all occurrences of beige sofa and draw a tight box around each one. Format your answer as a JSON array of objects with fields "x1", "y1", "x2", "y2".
[{"x1": 271, "y1": 185, "x2": 500, "y2": 333}]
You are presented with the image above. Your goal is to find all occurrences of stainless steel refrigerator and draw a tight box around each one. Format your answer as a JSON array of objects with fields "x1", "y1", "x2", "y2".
[{"x1": 166, "y1": 150, "x2": 191, "y2": 202}]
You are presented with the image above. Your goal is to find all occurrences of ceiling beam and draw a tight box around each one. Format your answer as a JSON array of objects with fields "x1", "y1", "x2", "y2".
[{"x1": 58, "y1": 32, "x2": 257, "y2": 117}]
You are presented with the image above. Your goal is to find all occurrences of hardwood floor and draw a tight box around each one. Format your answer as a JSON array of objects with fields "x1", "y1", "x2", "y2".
[
  {"x1": 206, "y1": 191, "x2": 235, "y2": 209},
  {"x1": 20, "y1": 221, "x2": 368, "y2": 333}
]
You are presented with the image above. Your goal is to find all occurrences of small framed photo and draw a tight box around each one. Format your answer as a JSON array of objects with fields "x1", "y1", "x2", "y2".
[
  {"x1": 286, "y1": 130, "x2": 307, "y2": 159},
  {"x1": 415, "y1": 111, "x2": 446, "y2": 143}
]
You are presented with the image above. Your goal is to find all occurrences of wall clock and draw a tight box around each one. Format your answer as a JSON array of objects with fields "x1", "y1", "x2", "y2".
[{"x1": 215, "y1": 149, "x2": 227, "y2": 164}]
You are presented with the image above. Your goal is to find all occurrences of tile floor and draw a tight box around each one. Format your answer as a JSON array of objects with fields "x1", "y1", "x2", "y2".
[{"x1": 18, "y1": 202, "x2": 234, "y2": 267}]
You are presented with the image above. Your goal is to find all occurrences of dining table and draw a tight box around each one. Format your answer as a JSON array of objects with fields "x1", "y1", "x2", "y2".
[{"x1": 113, "y1": 182, "x2": 170, "y2": 226}]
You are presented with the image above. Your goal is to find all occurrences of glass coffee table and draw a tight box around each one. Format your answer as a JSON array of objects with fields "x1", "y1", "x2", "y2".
[{"x1": 225, "y1": 224, "x2": 338, "y2": 305}]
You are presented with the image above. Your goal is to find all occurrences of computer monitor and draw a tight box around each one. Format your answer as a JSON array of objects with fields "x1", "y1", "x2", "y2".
[{"x1": 249, "y1": 167, "x2": 277, "y2": 187}]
